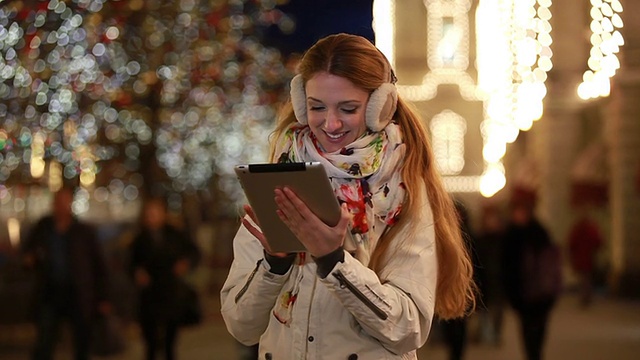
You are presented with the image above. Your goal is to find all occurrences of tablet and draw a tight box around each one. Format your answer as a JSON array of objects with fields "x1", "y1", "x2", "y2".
[{"x1": 235, "y1": 162, "x2": 341, "y2": 253}]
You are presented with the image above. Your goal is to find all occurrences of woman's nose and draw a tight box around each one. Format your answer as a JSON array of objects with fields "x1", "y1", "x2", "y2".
[{"x1": 324, "y1": 110, "x2": 342, "y2": 131}]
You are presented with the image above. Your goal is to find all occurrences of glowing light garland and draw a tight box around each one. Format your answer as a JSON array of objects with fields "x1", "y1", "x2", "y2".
[
  {"x1": 400, "y1": 0, "x2": 479, "y2": 102},
  {"x1": 577, "y1": 0, "x2": 624, "y2": 100},
  {"x1": 430, "y1": 110, "x2": 467, "y2": 176},
  {"x1": 477, "y1": 0, "x2": 553, "y2": 197},
  {"x1": 374, "y1": 0, "x2": 553, "y2": 197}
]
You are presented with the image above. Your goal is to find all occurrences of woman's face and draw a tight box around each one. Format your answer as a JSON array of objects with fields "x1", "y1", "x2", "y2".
[{"x1": 305, "y1": 72, "x2": 369, "y2": 153}]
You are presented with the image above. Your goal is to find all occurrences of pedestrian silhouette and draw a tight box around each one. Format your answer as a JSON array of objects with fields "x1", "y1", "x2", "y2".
[
  {"x1": 502, "y1": 191, "x2": 561, "y2": 360},
  {"x1": 129, "y1": 197, "x2": 200, "y2": 360},
  {"x1": 21, "y1": 186, "x2": 111, "y2": 360}
]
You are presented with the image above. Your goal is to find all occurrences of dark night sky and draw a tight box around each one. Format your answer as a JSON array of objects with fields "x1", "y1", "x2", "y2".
[{"x1": 259, "y1": 0, "x2": 375, "y2": 56}]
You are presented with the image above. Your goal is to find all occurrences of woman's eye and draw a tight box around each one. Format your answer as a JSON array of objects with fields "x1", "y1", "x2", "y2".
[
  {"x1": 309, "y1": 105, "x2": 325, "y2": 111},
  {"x1": 342, "y1": 108, "x2": 357, "y2": 114}
]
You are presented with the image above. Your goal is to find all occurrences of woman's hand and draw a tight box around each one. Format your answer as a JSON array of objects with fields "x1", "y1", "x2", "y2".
[
  {"x1": 274, "y1": 187, "x2": 352, "y2": 258},
  {"x1": 242, "y1": 204, "x2": 289, "y2": 258}
]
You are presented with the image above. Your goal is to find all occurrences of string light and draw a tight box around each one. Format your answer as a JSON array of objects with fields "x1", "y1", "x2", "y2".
[
  {"x1": 30, "y1": 131, "x2": 46, "y2": 179},
  {"x1": 430, "y1": 110, "x2": 467, "y2": 175},
  {"x1": 577, "y1": 0, "x2": 624, "y2": 100},
  {"x1": 477, "y1": 0, "x2": 552, "y2": 195},
  {"x1": 399, "y1": 0, "x2": 479, "y2": 102},
  {"x1": 7, "y1": 217, "x2": 21, "y2": 248},
  {"x1": 375, "y1": 0, "x2": 553, "y2": 196},
  {"x1": 373, "y1": 0, "x2": 395, "y2": 66}
]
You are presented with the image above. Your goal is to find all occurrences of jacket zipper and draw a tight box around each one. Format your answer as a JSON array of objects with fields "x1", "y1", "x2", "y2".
[
  {"x1": 332, "y1": 270, "x2": 388, "y2": 320},
  {"x1": 235, "y1": 259, "x2": 263, "y2": 303}
]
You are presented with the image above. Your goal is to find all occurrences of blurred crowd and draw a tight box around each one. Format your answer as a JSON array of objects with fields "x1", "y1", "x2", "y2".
[
  {"x1": 0, "y1": 187, "x2": 228, "y2": 360},
  {"x1": 434, "y1": 189, "x2": 604, "y2": 360},
  {"x1": 0, "y1": 185, "x2": 606, "y2": 360}
]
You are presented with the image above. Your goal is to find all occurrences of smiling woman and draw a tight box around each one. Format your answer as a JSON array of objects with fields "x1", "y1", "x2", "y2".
[
  {"x1": 220, "y1": 33, "x2": 475, "y2": 360},
  {"x1": 303, "y1": 72, "x2": 369, "y2": 153}
]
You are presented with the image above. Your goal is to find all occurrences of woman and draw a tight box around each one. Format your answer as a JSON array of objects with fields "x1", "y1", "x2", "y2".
[{"x1": 221, "y1": 33, "x2": 475, "y2": 359}]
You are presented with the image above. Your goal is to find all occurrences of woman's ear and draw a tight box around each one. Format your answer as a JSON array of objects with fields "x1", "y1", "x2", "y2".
[
  {"x1": 290, "y1": 75, "x2": 308, "y2": 125},
  {"x1": 365, "y1": 83, "x2": 398, "y2": 132}
]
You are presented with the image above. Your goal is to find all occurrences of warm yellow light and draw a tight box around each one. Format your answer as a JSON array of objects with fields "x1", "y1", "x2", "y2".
[
  {"x1": 392, "y1": 0, "x2": 477, "y2": 102},
  {"x1": 579, "y1": 0, "x2": 623, "y2": 100},
  {"x1": 611, "y1": 14, "x2": 623, "y2": 28},
  {"x1": 30, "y1": 131, "x2": 46, "y2": 179},
  {"x1": 373, "y1": 0, "x2": 395, "y2": 67},
  {"x1": 443, "y1": 176, "x2": 482, "y2": 193},
  {"x1": 482, "y1": 140, "x2": 506, "y2": 163},
  {"x1": 31, "y1": 158, "x2": 46, "y2": 178},
  {"x1": 376, "y1": 0, "x2": 548, "y2": 197},
  {"x1": 477, "y1": 0, "x2": 552, "y2": 159},
  {"x1": 480, "y1": 165, "x2": 506, "y2": 198},
  {"x1": 431, "y1": 110, "x2": 467, "y2": 175},
  {"x1": 80, "y1": 170, "x2": 96, "y2": 187},
  {"x1": 8, "y1": 218, "x2": 21, "y2": 248},
  {"x1": 49, "y1": 161, "x2": 63, "y2": 192},
  {"x1": 515, "y1": 117, "x2": 534, "y2": 131}
]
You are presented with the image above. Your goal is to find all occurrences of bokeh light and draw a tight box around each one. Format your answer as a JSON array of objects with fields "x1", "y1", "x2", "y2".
[{"x1": 0, "y1": 0, "x2": 293, "y2": 215}]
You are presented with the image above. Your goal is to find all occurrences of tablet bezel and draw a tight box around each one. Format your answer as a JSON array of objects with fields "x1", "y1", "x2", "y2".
[{"x1": 234, "y1": 162, "x2": 341, "y2": 253}]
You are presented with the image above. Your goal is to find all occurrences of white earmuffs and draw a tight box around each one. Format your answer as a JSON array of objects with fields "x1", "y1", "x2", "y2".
[{"x1": 289, "y1": 74, "x2": 398, "y2": 132}]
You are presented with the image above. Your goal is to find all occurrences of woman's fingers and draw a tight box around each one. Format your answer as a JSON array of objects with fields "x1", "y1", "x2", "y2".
[
  {"x1": 242, "y1": 216, "x2": 265, "y2": 242},
  {"x1": 242, "y1": 205, "x2": 289, "y2": 257},
  {"x1": 338, "y1": 203, "x2": 353, "y2": 230},
  {"x1": 274, "y1": 188, "x2": 302, "y2": 221},
  {"x1": 274, "y1": 187, "x2": 352, "y2": 257},
  {"x1": 241, "y1": 205, "x2": 273, "y2": 252},
  {"x1": 243, "y1": 204, "x2": 260, "y2": 226}
]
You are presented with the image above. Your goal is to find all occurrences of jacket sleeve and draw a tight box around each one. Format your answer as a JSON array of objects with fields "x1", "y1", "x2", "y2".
[
  {"x1": 220, "y1": 220, "x2": 292, "y2": 346},
  {"x1": 318, "y1": 196, "x2": 437, "y2": 355}
]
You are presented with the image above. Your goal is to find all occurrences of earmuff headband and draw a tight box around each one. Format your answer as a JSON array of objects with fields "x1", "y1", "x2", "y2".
[{"x1": 289, "y1": 74, "x2": 398, "y2": 132}]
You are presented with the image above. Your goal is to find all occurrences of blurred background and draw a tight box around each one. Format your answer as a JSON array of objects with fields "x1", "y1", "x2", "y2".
[{"x1": 0, "y1": 0, "x2": 639, "y2": 359}]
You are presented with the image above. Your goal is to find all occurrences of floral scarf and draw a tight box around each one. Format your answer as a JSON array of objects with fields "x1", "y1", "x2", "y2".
[{"x1": 273, "y1": 122, "x2": 406, "y2": 266}]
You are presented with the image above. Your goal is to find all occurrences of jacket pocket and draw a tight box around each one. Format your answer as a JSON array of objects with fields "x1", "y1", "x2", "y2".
[
  {"x1": 332, "y1": 270, "x2": 388, "y2": 320},
  {"x1": 235, "y1": 259, "x2": 263, "y2": 303}
]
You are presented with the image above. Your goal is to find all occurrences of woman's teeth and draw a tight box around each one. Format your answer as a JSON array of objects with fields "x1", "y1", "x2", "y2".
[{"x1": 326, "y1": 132, "x2": 346, "y2": 139}]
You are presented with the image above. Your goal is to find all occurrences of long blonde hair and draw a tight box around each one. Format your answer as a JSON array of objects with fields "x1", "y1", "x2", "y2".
[{"x1": 269, "y1": 33, "x2": 475, "y2": 319}]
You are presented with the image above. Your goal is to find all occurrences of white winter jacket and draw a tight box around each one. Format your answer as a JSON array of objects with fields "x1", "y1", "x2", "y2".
[{"x1": 220, "y1": 191, "x2": 437, "y2": 360}]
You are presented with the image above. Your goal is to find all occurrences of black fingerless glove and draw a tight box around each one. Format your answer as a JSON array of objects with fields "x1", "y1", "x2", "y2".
[
  {"x1": 313, "y1": 247, "x2": 345, "y2": 279},
  {"x1": 264, "y1": 251, "x2": 297, "y2": 275}
]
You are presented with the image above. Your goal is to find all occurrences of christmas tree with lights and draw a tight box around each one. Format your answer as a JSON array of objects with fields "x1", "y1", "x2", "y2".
[{"x1": 0, "y1": 0, "x2": 294, "y2": 218}]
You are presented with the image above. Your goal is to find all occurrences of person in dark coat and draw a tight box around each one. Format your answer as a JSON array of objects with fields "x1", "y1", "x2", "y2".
[
  {"x1": 501, "y1": 198, "x2": 557, "y2": 360},
  {"x1": 440, "y1": 201, "x2": 477, "y2": 360},
  {"x1": 21, "y1": 186, "x2": 111, "y2": 360},
  {"x1": 129, "y1": 197, "x2": 200, "y2": 360},
  {"x1": 475, "y1": 204, "x2": 506, "y2": 345}
]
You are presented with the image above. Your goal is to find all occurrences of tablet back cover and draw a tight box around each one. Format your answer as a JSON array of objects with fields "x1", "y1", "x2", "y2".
[{"x1": 235, "y1": 162, "x2": 341, "y2": 252}]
